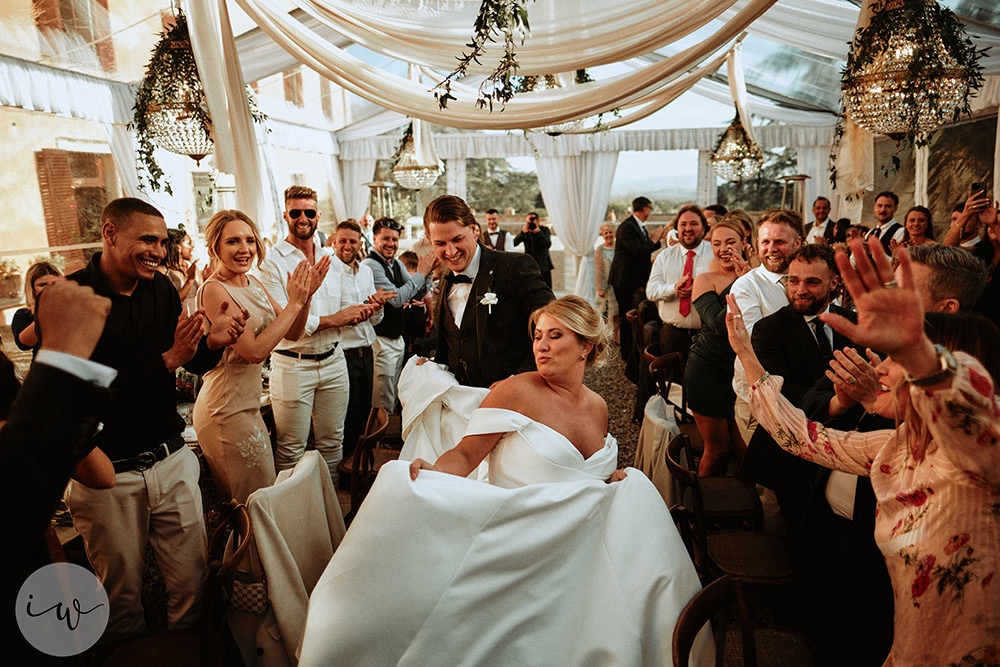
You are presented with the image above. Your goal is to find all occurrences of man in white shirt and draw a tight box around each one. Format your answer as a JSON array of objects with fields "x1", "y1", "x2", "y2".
[
  {"x1": 645, "y1": 204, "x2": 712, "y2": 360},
  {"x1": 331, "y1": 220, "x2": 396, "y2": 456},
  {"x1": 729, "y1": 209, "x2": 803, "y2": 443},
  {"x1": 361, "y1": 217, "x2": 438, "y2": 412},
  {"x1": 804, "y1": 197, "x2": 834, "y2": 245},
  {"x1": 865, "y1": 191, "x2": 904, "y2": 252},
  {"x1": 480, "y1": 208, "x2": 514, "y2": 252},
  {"x1": 260, "y1": 186, "x2": 379, "y2": 481}
]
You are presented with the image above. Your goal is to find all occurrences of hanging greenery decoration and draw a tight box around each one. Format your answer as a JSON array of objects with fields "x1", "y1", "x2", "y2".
[
  {"x1": 129, "y1": 11, "x2": 265, "y2": 194},
  {"x1": 830, "y1": 0, "x2": 986, "y2": 193},
  {"x1": 433, "y1": 0, "x2": 533, "y2": 111}
]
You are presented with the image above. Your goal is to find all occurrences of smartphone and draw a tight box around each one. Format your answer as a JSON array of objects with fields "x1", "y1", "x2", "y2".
[{"x1": 971, "y1": 181, "x2": 988, "y2": 198}]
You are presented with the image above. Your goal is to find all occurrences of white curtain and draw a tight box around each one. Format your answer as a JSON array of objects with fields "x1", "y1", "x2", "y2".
[
  {"x1": 535, "y1": 152, "x2": 619, "y2": 302},
  {"x1": 696, "y1": 150, "x2": 719, "y2": 205},
  {"x1": 833, "y1": 0, "x2": 876, "y2": 204},
  {"x1": 232, "y1": 0, "x2": 776, "y2": 130},
  {"x1": 103, "y1": 123, "x2": 140, "y2": 198},
  {"x1": 914, "y1": 144, "x2": 929, "y2": 207},
  {"x1": 796, "y1": 145, "x2": 832, "y2": 217},
  {"x1": 446, "y1": 158, "x2": 467, "y2": 201},
  {"x1": 727, "y1": 42, "x2": 757, "y2": 146},
  {"x1": 185, "y1": 0, "x2": 266, "y2": 223},
  {"x1": 341, "y1": 158, "x2": 377, "y2": 219}
]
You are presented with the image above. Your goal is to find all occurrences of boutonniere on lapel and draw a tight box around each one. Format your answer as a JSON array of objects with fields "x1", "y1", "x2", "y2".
[{"x1": 480, "y1": 292, "x2": 498, "y2": 314}]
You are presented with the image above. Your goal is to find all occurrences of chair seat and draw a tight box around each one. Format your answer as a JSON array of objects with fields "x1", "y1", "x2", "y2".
[
  {"x1": 685, "y1": 477, "x2": 759, "y2": 515},
  {"x1": 723, "y1": 625, "x2": 819, "y2": 666},
  {"x1": 706, "y1": 531, "x2": 795, "y2": 582},
  {"x1": 337, "y1": 447, "x2": 400, "y2": 490}
]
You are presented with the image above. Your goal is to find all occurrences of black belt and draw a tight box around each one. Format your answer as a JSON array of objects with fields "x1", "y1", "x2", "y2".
[
  {"x1": 342, "y1": 345, "x2": 372, "y2": 358},
  {"x1": 112, "y1": 435, "x2": 185, "y2": 474},
  {"x1": 274, "y1": 343, "x2": 339, "y2": 361}
]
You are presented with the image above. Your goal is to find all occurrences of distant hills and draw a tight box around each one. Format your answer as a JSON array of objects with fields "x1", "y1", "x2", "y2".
[{"x1": 611, "y1": 176, "x2": 696, "y2": 202}]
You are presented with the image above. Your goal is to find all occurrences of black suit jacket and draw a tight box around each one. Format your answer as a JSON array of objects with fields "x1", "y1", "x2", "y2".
[
  {"x1": 513, "y1": 225, "x2": 554, "y2": 274},
  {"x1": 2, "y1": 362, "x2": 111, "y2": 663},
  {"x1": 742, "y1": 304, "x2": 859, "y2": 498},
  {"x1": 434, "y1": 245, "x2": 554, "y2": 387},
  {"x1": 609, "y1": 215, "x2": 659, "y2": 294}
]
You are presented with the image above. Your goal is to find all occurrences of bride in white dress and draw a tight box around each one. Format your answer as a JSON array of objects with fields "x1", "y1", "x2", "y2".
[{"x1": 299, "y1": 296, "x2": 711, "y2": 666}]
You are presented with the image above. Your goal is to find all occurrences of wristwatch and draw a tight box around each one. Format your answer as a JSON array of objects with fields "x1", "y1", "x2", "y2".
[{"x1": 904, "y1": 344, "x2": 958, "y2": 387}]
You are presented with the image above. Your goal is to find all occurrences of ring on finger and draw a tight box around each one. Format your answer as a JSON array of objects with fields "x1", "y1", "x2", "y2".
[
  {"x1": 846, "y1": 375, "x2": 857, "y2": 384},
  {"x1": 882, "y1": 279, "x2": 898, "y2": 288}
]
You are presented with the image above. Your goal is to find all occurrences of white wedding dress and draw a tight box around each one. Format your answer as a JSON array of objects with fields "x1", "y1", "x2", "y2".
[{"x1": 298, "y1": 361, "x2": 712, "y2": 666}]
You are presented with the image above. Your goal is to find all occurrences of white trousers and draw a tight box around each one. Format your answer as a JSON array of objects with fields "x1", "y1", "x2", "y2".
[
  {"x1": 371, "y1": 335, "x2": 406, "y2": 413},
  {"x1": 269, "y1": 349, "x2": 349, "y2": 479},
  {"x1": 65, "y1": 445, "x2": 208, "y2": 643}
]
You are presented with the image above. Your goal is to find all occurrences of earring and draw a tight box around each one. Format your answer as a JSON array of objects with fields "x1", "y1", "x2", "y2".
[{"x1": 579, "y1": 354, "x2": 586, "y2": 361}]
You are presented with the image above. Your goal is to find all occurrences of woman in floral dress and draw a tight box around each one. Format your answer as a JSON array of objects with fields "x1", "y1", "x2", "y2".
[
  {"x1": 727, "y1": 236, "x2": 999, "y2": 666},
  {"x1": 194, "y1": 210, "x2": 328, "y2": 503}
]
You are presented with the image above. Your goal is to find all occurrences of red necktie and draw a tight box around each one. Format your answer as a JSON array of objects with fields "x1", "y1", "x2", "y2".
[{"x1": 679, "y1": 250, "x2": 695, "y2": 317}]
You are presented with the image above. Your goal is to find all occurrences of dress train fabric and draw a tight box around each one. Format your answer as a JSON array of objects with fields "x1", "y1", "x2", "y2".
[{"x1": 299, "y1": 363, "x2": 712, "y2": 666}]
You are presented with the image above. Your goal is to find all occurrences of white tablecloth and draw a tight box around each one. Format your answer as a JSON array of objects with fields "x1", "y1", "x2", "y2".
[{"x1": 633, "y1": 395, "x2": 681, "y2": 508}]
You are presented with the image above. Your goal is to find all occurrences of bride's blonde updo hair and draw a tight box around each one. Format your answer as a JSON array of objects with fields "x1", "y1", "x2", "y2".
[{"x1": 529, "y1": 295, "x2": 611, "y2": 367}]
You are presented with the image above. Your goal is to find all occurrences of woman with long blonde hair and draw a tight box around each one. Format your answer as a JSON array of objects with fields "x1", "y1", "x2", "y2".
[{"x1": 193, "y1": 210, "x2": 328, "y2": 502}]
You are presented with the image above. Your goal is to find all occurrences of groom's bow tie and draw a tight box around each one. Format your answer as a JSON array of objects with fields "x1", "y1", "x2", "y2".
[{"x1": 445, "y1": 273, "x2": 473, "y2": 284}]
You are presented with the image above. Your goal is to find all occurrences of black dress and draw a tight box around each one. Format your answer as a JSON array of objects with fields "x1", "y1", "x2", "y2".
[
  {"x1": 10, "y1": 308, "x2": 37, "y2": 356},
  {"x1": 684, "y1": 284, "x2": 736, "y2": 418}
]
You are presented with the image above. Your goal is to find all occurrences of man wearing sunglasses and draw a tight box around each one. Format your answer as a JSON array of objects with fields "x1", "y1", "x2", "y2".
[
  {"x1": 260, "y1": 186, "x2": 378, "y2": 482},
  {"x1": 361, "y1": 217, "x2": 439, "y2": 412}
]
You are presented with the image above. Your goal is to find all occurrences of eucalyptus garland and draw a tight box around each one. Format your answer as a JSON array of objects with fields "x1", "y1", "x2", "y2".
[
  {"x1": 129, "y1": 12, "x2": 265, "y2": 194},
  {"x1": 433, "y1": 0, "x2": 534, "y2": 111}
]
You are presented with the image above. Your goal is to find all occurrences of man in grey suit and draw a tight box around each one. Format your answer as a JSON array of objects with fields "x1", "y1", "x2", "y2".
[
  {"x1": 609, "y1": 196, "x2": 663, "y2": 359},
  {"x1": 425, "y1": 195, "x2": 554, "y2": 388}
]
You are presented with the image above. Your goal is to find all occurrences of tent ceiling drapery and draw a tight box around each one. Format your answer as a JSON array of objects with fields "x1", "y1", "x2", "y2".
[{"x1": 229, "y1": 0, "x2": 780, "y2": 130}]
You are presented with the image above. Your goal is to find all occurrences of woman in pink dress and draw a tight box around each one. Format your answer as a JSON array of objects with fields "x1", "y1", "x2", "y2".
[{"x1": 727, "y1": 237, "x2": 1000, "y2": 665}]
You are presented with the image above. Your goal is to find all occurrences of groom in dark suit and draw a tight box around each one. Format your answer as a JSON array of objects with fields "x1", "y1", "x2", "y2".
[
  {"x1": 609, "y1": 196, "x2": 663, "y2": 359},
  {"x1": 424, "y1": 195, "x2": 554, "y2": 388}
]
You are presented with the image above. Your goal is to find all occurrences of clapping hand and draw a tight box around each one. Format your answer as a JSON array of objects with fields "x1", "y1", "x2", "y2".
[
  {"x1": 308, "y1": 255, "x2": 331, "y2": 295},
  {"x1": 369, "y1": 288, "x2": 397, "y2": 306},
  {"x1": 826, "y1": 348, "x2": 881, "y2": 413},
  {"x1": 163, "y1": 309, "x2": 206, "y2": 372},
  {"x1": 821, "y1": 238, "x2": 924, "y2": 359},
  {"x1": 286, "y1": 260, "x2": 313, "y2": 307},
  {"x1": 206, "y1": 300, "x2": 248, "y2": 350},
  {"x1": 36, "y1": 279, "x2": 111, "y2": 359}
]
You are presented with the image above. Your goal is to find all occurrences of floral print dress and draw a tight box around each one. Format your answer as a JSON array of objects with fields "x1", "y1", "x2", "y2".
[{"x1": 749, "y1": 353, "x2": 1000, "y2": 666}]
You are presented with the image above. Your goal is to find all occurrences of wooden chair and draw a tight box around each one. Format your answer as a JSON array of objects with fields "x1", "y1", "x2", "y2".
[
  {"x1": 673, "y1": 574, "x2": 819, "y2": 667},
  {"x1": 671, "y1": 505, "x2": 795, "y2": 587},
  {"x1": 664, "y1": 433, "x2": 762, "y2": 529},
  {"x1": 344, "y1": 406, "x2": 390, "y2": 523},
  {"x1": 647, "y1": 345, "x2": 692, "y2": 424}
]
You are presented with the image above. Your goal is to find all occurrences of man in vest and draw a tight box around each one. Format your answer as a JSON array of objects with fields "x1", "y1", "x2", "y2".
[
  {"x1": 425, "y1": 195, "x2": 554, "y2": 388},
  {"x1": 480, "y1": 208, "x2": 514, "y2": 251},
  {"x1": 865, "y1": 191, "x2": 904, "y2": 252},
  {"x1": 361, "y1": 217, "x2": 438, "y2": 412}
]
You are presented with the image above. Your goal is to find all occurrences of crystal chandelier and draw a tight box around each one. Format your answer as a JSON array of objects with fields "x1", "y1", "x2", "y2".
[
  {"x1": 522, "y1": 75, "x2": 585, "y2": 136},
  {"x1": 842, "y1": 0, "x2": 978, "y2": 136},
  {"x1": 392, "y1": 135, "x2": 442, "y2": 190},
  {"x1": 711, "y1": 115, "x2": 763, "y2": 182},
  {"x1": 146, "y1": 81, "x2": 214, "y2": 164}
]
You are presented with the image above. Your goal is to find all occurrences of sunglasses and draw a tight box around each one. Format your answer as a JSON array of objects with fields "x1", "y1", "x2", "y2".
[
  {"x1": 288, "y1": 209, "x2": 317, "y2": 220},
  {"x1": 374, "y1": 220, "x2": 403, "y2": 233}
]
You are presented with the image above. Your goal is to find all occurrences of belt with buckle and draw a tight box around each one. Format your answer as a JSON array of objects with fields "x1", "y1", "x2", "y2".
[
  {"x1": 274, "y1": 343, "x2": 339, "y2": 361},
  {"x1": 112, "y1": 435, "x2": 185, "y2": 474},
  {"x1": 342, "y1": 345, "x2": 372, "y2": 358}
]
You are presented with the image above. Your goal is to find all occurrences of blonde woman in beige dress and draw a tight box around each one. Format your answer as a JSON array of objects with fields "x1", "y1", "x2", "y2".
[{"x1": 194, "y1": 210, "x2": 329, "y2": 503}]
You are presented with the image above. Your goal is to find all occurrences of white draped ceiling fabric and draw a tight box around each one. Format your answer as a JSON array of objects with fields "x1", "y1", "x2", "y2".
[{"x1": 4, "y1": 0, "x2": 998, "y2": 294}]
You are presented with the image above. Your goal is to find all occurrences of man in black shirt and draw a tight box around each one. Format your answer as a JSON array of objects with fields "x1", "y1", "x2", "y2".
[{"x1": 65, "y1": 198, "x2": 245, "y2": 642}]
